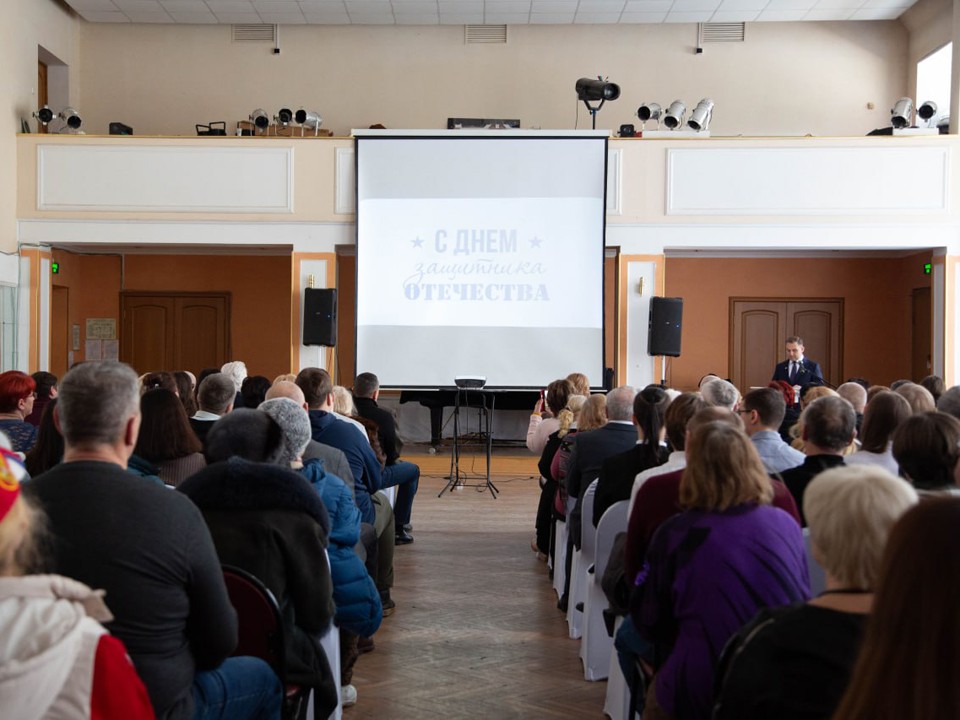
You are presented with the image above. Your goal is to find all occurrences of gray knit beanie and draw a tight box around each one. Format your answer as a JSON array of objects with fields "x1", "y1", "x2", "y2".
[{"x1": 258, "y1": 397, "x2": 311, "y2": 465}]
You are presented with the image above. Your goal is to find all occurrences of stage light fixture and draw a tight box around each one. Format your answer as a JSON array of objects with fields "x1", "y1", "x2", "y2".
[
  {"x1": 687, "y1": 98, "x2": 714, "y2": 132},
  {"x1": 575, "y1": 76, "x2": 620, "y2": 130},
  {"x1": 58, "y1": 108, "x2": 83, "y2": 132},
  {"x1": 637, "y1": 103, "x2": 662, "y2": 128},
  {"x1": 249, "y1": 109, "x2": 270, "y2": 132},
  {"x1": 662, "y1": 101, "x2": 686, "y2": 130},
  {"x1": 295, "y1": 108, "x2": 323, "y2": 131},
  {"x1": 918, "y1": 100, "x2": 938, "y2": 126},
  {"x1": 890, "y1": 97, "x2": 913, "y2": 129},
  {"x1": 275, "y1": 107, "x2": 293, "y2": 126},
  {"x1": 32, "y1": 105, "x2": 54, "y2": 128}
]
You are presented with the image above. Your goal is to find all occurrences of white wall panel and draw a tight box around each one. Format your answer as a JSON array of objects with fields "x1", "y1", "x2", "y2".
[
  {"x1": 625, "y1": 260, "x2": 657, "y2": 390},
  {"x1": 335, "y1": 147, "x2": 356, "y2": 215},
  {"x1": 37, "y1": 145, "x2": 294, "y2": 213},
  {"x1": 606, "y1": 148, "x2": 622, "y2": 216},
  {"x1": 666, "y1": 147, "x2": 950, "y2": 215}
]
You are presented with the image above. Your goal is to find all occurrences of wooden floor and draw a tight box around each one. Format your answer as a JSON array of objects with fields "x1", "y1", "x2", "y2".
[{"x1": 346, "y1": 447, "x2": 609, "y2": 719}]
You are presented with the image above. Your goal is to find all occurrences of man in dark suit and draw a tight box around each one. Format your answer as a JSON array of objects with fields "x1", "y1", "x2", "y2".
[{"x1": 772, "y1": 335, "x2": 825, "y2": 394}]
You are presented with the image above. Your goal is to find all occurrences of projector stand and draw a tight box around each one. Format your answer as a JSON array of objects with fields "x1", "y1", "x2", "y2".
[{"x1": 439, "y1": 388, "x2": 498, "y2": 499}]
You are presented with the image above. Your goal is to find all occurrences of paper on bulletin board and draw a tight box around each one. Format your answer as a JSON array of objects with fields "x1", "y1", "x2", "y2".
[
  {"x1": 86, "y1": 318, "x2": 117, "y2": 340},
  {"x1": 102, "y1": 339, "x2": 119, "y2": 361},
  {"x1": 85, "y1": 339, "x2": 102, "y2": 361}
]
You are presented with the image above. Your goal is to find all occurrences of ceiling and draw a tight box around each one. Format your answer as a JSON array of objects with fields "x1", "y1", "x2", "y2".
[{"x1": 63, "y1": 0, "x2": 917, "y2": 27}]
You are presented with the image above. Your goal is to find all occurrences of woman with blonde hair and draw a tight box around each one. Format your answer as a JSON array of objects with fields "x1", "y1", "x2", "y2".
[
  {"x1": 714, "y1": 465, "x2": 917, "y2": 720},
  {"x1": 634, "y1": 420, "x2": 809, "y2": 720},
  {"x1": 0, "y1": 462, "x2": 154, "y2": 718}
]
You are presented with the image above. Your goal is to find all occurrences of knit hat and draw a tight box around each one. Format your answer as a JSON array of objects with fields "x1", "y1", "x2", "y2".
[
  {"x1": 0, "y1": 452, "x2": 20, "y2": 522},
  {"x1": 258, "y1": 398, "x2": 312, "y2": 466},
  {"x1": 204, "y1": 408, "x2": 285, "y2": 465}
]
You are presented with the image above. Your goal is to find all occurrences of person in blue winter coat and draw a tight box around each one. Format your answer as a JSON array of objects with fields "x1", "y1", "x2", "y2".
[{"x1": 259, "y1": 397, "x2": 382, "y2": 708}]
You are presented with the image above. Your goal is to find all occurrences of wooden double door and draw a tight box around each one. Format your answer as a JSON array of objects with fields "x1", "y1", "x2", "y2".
[
  {"x1": 730, "y1": 299, "x2": 843, "y2": 391},
  {"x1": 121, "y1": 292, "x2": 230, "y2": 375}
]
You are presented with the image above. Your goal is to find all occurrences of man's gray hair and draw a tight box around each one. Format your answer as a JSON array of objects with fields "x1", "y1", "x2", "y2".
[
  {"x1": 937, "y1": 386, "x2": 960, "y2": 420},
  {"x1": 57, "y1": 362, "x2": 140, "y2": 446},
  {"x1": 220, "y1": 360, "x2": 247, "y2": 392},
  {"x1": 605, "y1": 386, "x2": 637, "y2": 422},
  {"x1": 198, "y1": 373, "x2": 236, "y2": 415},
  {"x1": 258, "y1": 397, "x2": 312, "y2": 465},
  {"x1": 701, "y1": 379, "x2": 740, "y2": 410}
]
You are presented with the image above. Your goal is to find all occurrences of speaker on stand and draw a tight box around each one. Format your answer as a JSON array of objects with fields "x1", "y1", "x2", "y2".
[
  {"x1": 303, "y1": 288, "x2": 337, "y2": 347},
  {"x1": 648, "y1": 296, "x2": 683, "y2": 386}
]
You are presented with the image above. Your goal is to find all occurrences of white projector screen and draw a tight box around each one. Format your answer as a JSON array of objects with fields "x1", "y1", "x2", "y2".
[{"x1": 355, "y1": 130, "x2": 607, "y2": 389}]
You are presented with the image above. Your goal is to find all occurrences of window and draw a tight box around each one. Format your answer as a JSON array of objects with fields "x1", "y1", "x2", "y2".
[{"x1": 916, "y1": 43, "x2": 952, "y2": 125}]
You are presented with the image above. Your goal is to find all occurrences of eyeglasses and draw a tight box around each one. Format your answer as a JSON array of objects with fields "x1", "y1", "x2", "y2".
[{"x1": 735, "y1": 408, "x2": 751, "y2": 414}]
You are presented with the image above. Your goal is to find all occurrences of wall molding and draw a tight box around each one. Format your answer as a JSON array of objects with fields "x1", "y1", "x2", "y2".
[{"x1": 335, "y1": 147, "x2": 356, "y2": 215}]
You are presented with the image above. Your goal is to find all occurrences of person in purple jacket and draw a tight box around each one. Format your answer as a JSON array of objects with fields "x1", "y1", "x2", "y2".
[{"x1": 633, "y1": 420, "x2": 810, "y2": 720}]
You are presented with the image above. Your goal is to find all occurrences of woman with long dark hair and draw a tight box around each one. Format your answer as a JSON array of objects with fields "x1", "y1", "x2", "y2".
[
  {"x1": 133, "y1": 389, "x2": 204, "y2": 487},
  {"x1": 846, "y1": 391, "x2": 911, "y2": 476},
  {"x1": 23, "y1": 398, "x2": 63, "y2": 477}
]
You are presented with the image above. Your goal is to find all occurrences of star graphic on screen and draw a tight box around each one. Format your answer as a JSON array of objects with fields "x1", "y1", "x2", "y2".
[
  {"x1": 529, "y1": 236, "x2": 543, "y2": 248},
  {"x1": 411, "y1": 236, "x2": 425, "y2": 248}
]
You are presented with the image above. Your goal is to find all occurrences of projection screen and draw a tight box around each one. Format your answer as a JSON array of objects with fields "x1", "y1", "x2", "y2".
[{"x1": 355, "y1": 130, "x2": 607, "y2": 389}]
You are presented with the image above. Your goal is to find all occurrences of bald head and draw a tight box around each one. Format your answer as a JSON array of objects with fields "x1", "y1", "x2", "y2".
[{"x1": 265, "y1": 380, "x2": 307, "y2": 410}]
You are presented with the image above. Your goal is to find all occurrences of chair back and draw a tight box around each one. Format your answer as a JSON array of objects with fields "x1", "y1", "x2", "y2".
[
  {"x1": 595, "y1": 500, "x2": 629, "y2": 580},
  {"x1": 581, "y1": 478, "x2": 599, "y2": 563},
  {"x1": 222, "y1": 564, "x2": 286, "y2": 673}
]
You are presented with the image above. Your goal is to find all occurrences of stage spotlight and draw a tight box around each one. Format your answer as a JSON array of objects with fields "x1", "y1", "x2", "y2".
[
  {"x1": 663, "y1": 101, "x2": 686, "y2": 130},
  {"x1": 32, "y1": 105, "x2": 54, "y2": 127},
  {"x1": 249, "y1": 109, "x2": 270, "y2": 132},
  {"x1": 275, "y1": 107, "x2": 293, "y2": 126},
  {"x1": 918, "y1": 100, "x2": 938, "y2": 125},
  {"x1": 295, "y1": 108, "x2": 322, "y2": 130},
  {"x1": 575, "y1": 76, "x2": 620, "y2": 129},
  {"x1": 58, "y1": 108, "x2": 83, "y2": 132},
  {"x1": 890, "y1": 97, "x2": 913, "y2": 129},
  {"x1": 637, "y1": 103, "x2": 662, "y2": 125},
  {"x1": 687, "y1": 98, "x2": 714, "y2": 131}
]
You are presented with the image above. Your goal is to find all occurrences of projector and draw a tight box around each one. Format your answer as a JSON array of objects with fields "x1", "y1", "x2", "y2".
[{"x1": 455, "y1": 376, "x2": 487, "y2": 389}]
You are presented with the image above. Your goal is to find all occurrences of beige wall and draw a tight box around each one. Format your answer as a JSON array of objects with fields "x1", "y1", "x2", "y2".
[
  {"x1": 76, "y1": 21, "x2": 908, "y2": 139},
  {"x1": 901, "y1": 0, "x2": 953, "y2": 100},
  {"x1": 2, "y1": 0, "x2": 79, "y2": 253}
]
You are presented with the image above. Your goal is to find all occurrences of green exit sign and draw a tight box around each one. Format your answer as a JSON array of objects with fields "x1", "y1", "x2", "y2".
[
  {"x1": 924, "y1": 263, "x2": 932, "y2": 275},
  {"x1": 51, "y1": 262, "x2": 59, "y2": 274}
]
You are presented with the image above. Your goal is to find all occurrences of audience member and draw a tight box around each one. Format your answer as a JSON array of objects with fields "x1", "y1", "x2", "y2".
[
  {"x1": 891, "y1": 412, "x2": 960, "y2": 494},
  {"x1": 183, "y1": 409, "x2": 338, "y2": 717},
  {"x1": 714, "y1": 465, "x2": 918, "y2": 720},
  {"x1": 25, "y1": 370, "x2": 57, "y2": 426},
  {"x1": 190, "y1": 372, "x2": 235, "y2": 444},
  {"x1": 240, "y1": 374, "x2": 271, "y2": 410},
  {"x1": 23, "y1": 397, "x2": 63, "y2": 476},
  {"x1": 259, "y1": 397, "x2": 382, "y2": 708},
  {"x1": 800, "y1": 384, "x2": 837, "y2": 409},
  {"x1": 739, "y1": 387, "x2": 805, "y2": 473},
  {"x1": 577, "y1": 393, "x2": 607, "y2": 431},
  {"x1": 566, "y1": 372, "x2": 590, "y2": 397},
  {"x1": 700, "y1": 378, "x2": 739, "y2": 410},
  {"x1": 837, "y1": 381, "x2": 868, "y2": 432},
  {"x1": 780, "y1": 396, "x2": 857, "y2": 525},
  {"x1": 220, "y1": 360, "x2": 248, "y2": 408},
  {"x1": 0, "y1": 463, "x2": 155, "y2": 718},
  {"x1": 134, "y1": 388, "x2": 205, "y2": 487},
  {"x1": 894, "y1": 381, "x2": 936, "y2": 414},
  {"x1": 866, "y1": 384, "x2": 891, "y2": 403},
  {"x1": 526, "y1": 378, "x2": 575, "y2": 455},
  {"x1": 534, "y1": 394, "x2": 585, "y2": 553},
  {"x1": 920, "y1": 374, "x2": 945, "y2": 403},
  {"x1": 297, "y1": 368, "x2": 398, "y2": 614},
  {"x1": 0, "y1": 371, "x2": 38, "y2": 452},
  {"x1": 833, "y1": 499, "x2": 960, "y2": 720},
  {"x1": 768, "y1": 380, "x2": 800, "y2": 440},
  {"x1": 628, "y1": 392, "x2": 706, "y2": 511},
  {"x1": 26, "y1": 362, "x2": 281, "y2": 720},
  {"x1": 937, "y1": 384, "x2": 960, "y2": 420},
  {"x1": 173, "y1": 370, "x2": 198, "y2": 418},
  {"x1": 888, "y1": 378, "x2": 911, "y2": 391},
  {"x1": 353, "y1": 372, "x2": 420, "y2": 544},
  {"x1": 592, "y1": 386, "x2": 670, "y2": 528},
  {"x1": 550, "y1": 395, "x2": 598, "y2": 518},
  {"x1": 273, "y1": 372, "x2": 297, "y2": 385},
  {"x1": 633, "y1": 420, "x2": 809, "y2": 720},
  {"x1": 140, "y1": 371, "x2": 177, "y2": 396},
  {"x1": 845, "y1": 391, "x2": 911, "y2": 476}
]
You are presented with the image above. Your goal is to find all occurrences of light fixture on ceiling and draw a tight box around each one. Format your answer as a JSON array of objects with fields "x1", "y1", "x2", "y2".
[
  {"x1": 32, "y1": 105, "x2": 54, "y2": 130},
  {"x1": 249, "y1": 109, "x2": 270, "y2": 134},
  {"x1": 637, "y1": 103, "x2": 662, "y2": 130},
  {"x1": 295, "y1": 109, "x2": 322, "y2": 135},
  {"x1": 890, "y1": 97, "x2": 913, "y2": 129},
  {"x1": 575, "y1": 76, "x2": 620, "y2": 130},
  {"x1": 662, "y1": 101, "x2": 686, "y2": 130},
  {"x1": 687, "y1": 98, "x2": 714, "y2": 132},
  {"x1": 57, "y1": 108, "x2": 83, "y2": 133},
  {"x1": 275, "y1": 107, "x2": 293, "y2": 126}
]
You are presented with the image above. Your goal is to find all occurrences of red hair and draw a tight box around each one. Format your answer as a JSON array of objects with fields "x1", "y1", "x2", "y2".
[
  {"x1": 0, "y1": 372, "x2": 35, "y2": 413},
  {"x1": 768, "y1": 380, "x2": 796, "y2": 406}
]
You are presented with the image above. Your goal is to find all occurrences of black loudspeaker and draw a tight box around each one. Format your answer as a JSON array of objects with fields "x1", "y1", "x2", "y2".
[
  {"x1": 303, "y1": 288, "x2": 337, "y2": 346},
  {"x1": 648, "y1": 297, "x2": 683, "y2": 357}
]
